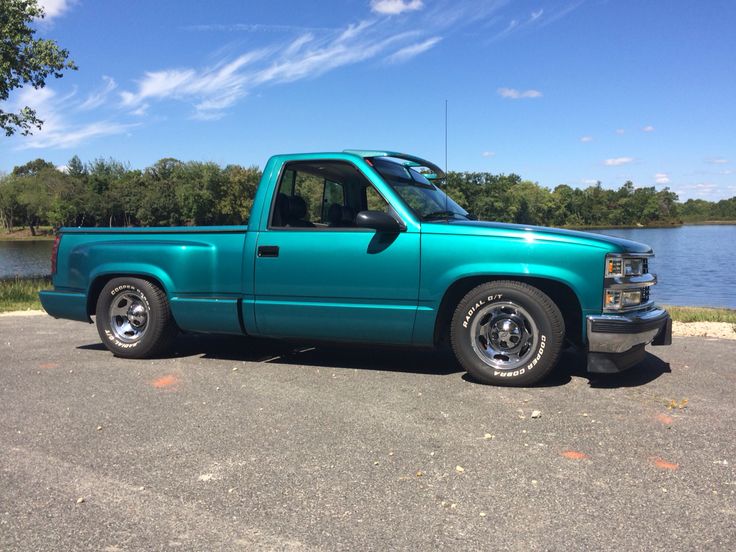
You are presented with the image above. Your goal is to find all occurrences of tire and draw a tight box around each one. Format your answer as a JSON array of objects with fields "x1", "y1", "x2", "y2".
[
  {"x1": 450, "y1": 281, "x2": 564, "y2": 386},
  {"x1": 95, "y1": 277, "x2": 177, "y2": 358}
]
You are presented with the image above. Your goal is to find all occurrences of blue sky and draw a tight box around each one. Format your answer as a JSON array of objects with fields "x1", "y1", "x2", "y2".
[{"x1": 1, "y1": 0, "x2": 734, "y2": 201}]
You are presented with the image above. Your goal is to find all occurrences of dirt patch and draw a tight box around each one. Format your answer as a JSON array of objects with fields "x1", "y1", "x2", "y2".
[
  {"x1": 673, "y1": 321, "x2": 736, "y2": 340},
  {"x1": 0, "y1": 309, "x2": 46, "y2": 317}
]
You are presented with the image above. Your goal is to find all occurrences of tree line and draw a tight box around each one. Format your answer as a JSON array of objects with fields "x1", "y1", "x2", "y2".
[{"x1": 0, "y1": 156, "x2": 734, "y2": 234}]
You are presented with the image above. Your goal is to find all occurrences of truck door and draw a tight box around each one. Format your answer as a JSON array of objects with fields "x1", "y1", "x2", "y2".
[{"x1": 253, "y1": 159, "x2": 420, "y2": 344}]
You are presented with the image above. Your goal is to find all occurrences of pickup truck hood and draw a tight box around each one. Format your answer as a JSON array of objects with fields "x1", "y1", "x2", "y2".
[{"x1": 436, "y1": 220, "x2": 653, "y2": 254}]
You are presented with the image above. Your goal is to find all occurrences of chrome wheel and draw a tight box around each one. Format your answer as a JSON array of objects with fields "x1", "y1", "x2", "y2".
[
  {"x1": 469, "y1": 301, "x2": 538, "y2": 371},
  {"x1": 108, "y1": 291, "x2": 149, "y2": 343}
]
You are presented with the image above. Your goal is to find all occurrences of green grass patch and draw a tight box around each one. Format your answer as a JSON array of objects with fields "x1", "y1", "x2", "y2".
[
  {"x1": 663, "y1": 305, "x2": 736, "y2": 324},
  {"x1": 0, "y1": 277, "x2": 52, "y2": 313}
]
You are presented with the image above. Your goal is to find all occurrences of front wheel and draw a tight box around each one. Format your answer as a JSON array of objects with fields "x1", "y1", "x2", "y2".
[
  {"x1": 450, "y1": 281, "x2": 565, "y2": 386},
  {"x1": 95, "y1": 277, "x2": 177, "y2": 358}
]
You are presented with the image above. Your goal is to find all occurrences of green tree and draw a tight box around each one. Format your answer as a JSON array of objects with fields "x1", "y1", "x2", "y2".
[
  {"x1": 0, "y1": 175, "x2": 22, "y2": 231},
  {"x1": 12, "y1": 157, "x2": 55, "y2": 176},
  {"x1": 1, "y1": 0, "x2": 78, "y2": 136},
  {"x1": 66, "y1": 154, "x2": 85, "y2": 177}
]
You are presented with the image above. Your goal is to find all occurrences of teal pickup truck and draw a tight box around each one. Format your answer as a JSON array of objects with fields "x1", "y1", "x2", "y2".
[{"x1": 40, "y1": 150, "x2": 671, "y2": 386}]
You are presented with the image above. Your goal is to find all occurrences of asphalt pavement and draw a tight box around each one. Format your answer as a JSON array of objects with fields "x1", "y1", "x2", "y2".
[{"x1": 1, "y1": 315, "x2": 734, "y2": 551}]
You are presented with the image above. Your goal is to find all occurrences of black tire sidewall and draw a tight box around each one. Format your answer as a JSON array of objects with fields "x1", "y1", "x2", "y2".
[
  {"x1": 451, "y1": 283, "x2": 562, "y2": 386},
  {"x1": 96, "y1": 278, "x2": 163, "y2": 357}
]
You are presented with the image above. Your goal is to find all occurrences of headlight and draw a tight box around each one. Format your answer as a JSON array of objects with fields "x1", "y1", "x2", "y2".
[
  {"x1": 603, "y1": 253, "x2": 654, "y2": 312},
  {"x1": 604, "y1": 289, "x2": 644, "y2": 310},
  {"x1": 605, "y1": 255, "x2": 646, "y2": 278}
]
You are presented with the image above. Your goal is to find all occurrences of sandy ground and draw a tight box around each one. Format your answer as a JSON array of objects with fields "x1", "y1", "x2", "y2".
[
  {"x1": 672, "y1": 321, "x2": 735, "y2": 339},
  {"x1": 2, "y1": 309, "x2": 734, "y2": 340}
]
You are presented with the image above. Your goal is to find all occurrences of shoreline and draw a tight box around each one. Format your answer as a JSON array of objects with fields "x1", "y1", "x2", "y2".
[{"x1": 1, "y1": 221, "x2": 736, "y2": 241}]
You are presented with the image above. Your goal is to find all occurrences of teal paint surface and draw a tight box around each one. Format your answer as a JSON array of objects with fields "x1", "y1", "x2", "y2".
[
  {"x1": 169, "y1": 297, "x2": 242, "y2": 334},
  {"x1": 41, "y1": 151, "x2": 657, "y2": 347},
  {"x1": 38, "y1": 290, "x2": 89, "y2": 322}
]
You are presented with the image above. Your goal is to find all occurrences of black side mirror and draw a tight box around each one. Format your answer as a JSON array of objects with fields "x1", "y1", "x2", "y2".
[{"x1": 356, "y1": 210, "x2": 404, "y2": 233}]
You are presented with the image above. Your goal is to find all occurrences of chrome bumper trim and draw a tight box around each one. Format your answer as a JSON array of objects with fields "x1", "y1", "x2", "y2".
[{"x1": 586, "y1": 308, "x2": 669, "y2": 354}]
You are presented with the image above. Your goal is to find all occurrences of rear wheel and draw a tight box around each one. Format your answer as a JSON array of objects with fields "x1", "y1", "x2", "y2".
[
  {"x1": 95, "y1": 277, "x2": 177, "y2": 358},
  {"x1": 450, "y1": 281, "x2": 564, "y2": 386}
]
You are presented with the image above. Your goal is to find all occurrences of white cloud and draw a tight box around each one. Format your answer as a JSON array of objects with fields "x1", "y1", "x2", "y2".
[
  {"x1": 497, "y1": 87, "x2": 542, "y2": 99},
  {"x1": 642, "y1": 125, "x2": 655, "y2": 132},
  {"x1": 183, "y1": 23, "x2": 335, "y2": 33},
  {"x1": 655, "y1": 172, "x2": 670, "y2": 184},
  {"x1": 492, "y1": 2, "x2": 582, "y2": 41},
  {"x1": 120, "y1": 21, "x2": 421, "y2": 119},
  {"x1": 481, "y1": 151, "x2": 496, "y2": 158},
  {"x1": 121, "y1": 51, "x2": 266, "y2": 119},
  {"x1": 11, "y1": 86, "x2": 137, "y2": 150},
  {"x1": 604, "y1": 157, "x2": 634, "y2": 166},
  {"x1": 706, "y1": 157, "x2": 729, "y2": 164},
  {"x1": 387, "y1": 37, "x2": 441, "y2": 63},
  {"x1": 580, "y1": 135, "x2": 593, "y2": 143},
  {"x1": 693, "y1": 182, "x2": 717, "y2": 195},
  {"x1": 370, "y1": 0, "x2": 424, "y2": 15},
  {"x1": 582, "y1": 178, "x2": 599, "y2": 185},
  {"x1": 79, "y1": 76, "x2": 117, "y2": 110},
  {"x1": 615, "y1": 128, "x2": 625, "y2": 135},
  {"x1": 36, "y1": 0, "x2": 75, "y2": 21}
]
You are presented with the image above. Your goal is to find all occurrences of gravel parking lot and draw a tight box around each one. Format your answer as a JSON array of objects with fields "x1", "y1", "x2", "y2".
[{"x1": 1, "y1": 315, "x2": 734, "y2": 551}]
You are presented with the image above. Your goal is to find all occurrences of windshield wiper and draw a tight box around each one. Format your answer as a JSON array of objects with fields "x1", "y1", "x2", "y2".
[{"x1": 422, "y1": 210, "x2": 469, "y2": 221}]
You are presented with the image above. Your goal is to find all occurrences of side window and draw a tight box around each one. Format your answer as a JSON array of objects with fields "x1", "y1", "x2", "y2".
[
  {"x1": 365, "y1": 185, "x2": 390, "y2": 213},
  {"x1": 270, "y1": 160, "x2": 393, "y2": 229},
  {"x1": 322, "y1": 180, "x2": 344, "y2": 221},
  {"x1": 294, "y1": 172, "x2": 323, "y2": 223}
]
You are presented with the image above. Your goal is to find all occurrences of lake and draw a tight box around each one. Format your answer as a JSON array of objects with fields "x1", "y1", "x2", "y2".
[
  {"x1": 589, "y1": 225, "x2": 736, "y2": 309},
  {"x1": 1, "y1": 225, "x2": 734, "y2": 308},
  {"x1": 0, "y1": 240, "x2": 54, "y2": 279}
]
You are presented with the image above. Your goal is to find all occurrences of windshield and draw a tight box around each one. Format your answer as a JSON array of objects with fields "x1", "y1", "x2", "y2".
[{"x1": 371, "y1": 157, "x2": 469, "y2": 221}]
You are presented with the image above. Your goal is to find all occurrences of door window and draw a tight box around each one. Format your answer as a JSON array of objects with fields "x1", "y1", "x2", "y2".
[{"x1": 270, "y1": 161, "x2": 389, "y2": 229}]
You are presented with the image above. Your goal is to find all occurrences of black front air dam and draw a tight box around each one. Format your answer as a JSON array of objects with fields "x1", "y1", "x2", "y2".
[{"x1": 586, "y1": 308, "x2": 671, "y2": 374}]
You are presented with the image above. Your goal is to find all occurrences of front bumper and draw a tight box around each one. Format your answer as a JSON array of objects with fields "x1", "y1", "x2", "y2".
[{"x1": 586, "y1": 307, "x2": 671, "y2": 373}]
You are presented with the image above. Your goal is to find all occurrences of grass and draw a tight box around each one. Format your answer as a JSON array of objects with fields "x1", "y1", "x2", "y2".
[
  {"x1": 1, "y1": 276, "x2": 735, "y2": 323},
  {"x1": 0, "y1": 277, "x2": 51, "y2": 313},
  {"x1": 663, "y1": 305, "x2": 736, "y2": 324}
]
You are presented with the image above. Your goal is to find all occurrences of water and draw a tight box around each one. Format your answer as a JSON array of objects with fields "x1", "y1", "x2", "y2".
[
  {"x1": 0, "y1": 240, "x2": 53, "y2": 279},
  {"x1": 1, "y1": 225, "x2": 735, "y2": 308},
  {"x1": 590, "y1": 225, "x2": 736, "y2": 309}
]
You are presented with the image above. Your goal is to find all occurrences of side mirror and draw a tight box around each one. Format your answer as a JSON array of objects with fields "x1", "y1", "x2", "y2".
[{"x1": 356, "y1": 210, "x2": 404, "y2": 233}]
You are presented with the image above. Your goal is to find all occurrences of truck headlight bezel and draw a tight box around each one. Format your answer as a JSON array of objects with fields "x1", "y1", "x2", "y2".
[
  {"x1": 603, "y1": 254, "x2": 655, "y2": 312},
  {"x1": 605, "y1": 255, "x2": 647, "y2": 278}
]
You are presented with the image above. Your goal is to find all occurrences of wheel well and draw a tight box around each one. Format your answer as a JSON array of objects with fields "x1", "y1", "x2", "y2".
[
  {"x1": 86, "y1": 274, "x2": 167, "y2": 317},
  {"x1": 433, "y1": 276, "x2": 583, "y2": 347}
]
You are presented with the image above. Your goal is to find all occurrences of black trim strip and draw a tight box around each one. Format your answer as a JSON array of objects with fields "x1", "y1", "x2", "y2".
[
  {"x1": 591, "y1": 314, "x2": 668, "y2": 334},
  {"x1": 61, "y1": 227, "x2": 248, "y2": 235},
  {"x1": 237, "y1": 297, "x2": 247, "y2": 335}
]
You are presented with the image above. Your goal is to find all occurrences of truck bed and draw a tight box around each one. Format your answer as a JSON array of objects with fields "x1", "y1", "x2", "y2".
[{"x1": 43, "y1": 225, "x2": 251, "y2": 335}]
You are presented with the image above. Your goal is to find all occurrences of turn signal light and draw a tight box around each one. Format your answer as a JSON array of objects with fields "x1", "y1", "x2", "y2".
[{"x1": 51, "y1": 234, "x2": 61, "y2": 275}]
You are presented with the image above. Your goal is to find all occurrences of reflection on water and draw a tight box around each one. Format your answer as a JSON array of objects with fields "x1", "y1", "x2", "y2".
[
  {"x1": 0, "y1": 240, "x2": 53, "y2": 278},
  {"x1": 1, "y1": 225, "x2": 734, "y2": 308}
]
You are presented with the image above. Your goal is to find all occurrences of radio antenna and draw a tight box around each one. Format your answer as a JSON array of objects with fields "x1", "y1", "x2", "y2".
[{"x1": 444, "y1": 99, "x2": 449, "y2": 220}]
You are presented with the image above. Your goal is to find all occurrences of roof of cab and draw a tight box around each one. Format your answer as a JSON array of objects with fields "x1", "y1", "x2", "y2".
[
  {"x1": 269, "y1": 150, "x2": 446, "y2": 180},
  {"x1": 343, "y1": 150, "x2": 445, "y2": 179}
]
